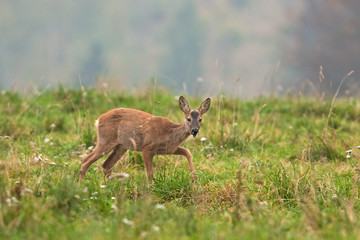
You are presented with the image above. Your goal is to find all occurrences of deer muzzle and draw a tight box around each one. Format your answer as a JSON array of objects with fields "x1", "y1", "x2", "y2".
[{"x1": 191, "y1": 129, "x2": 199, "y2": 137}]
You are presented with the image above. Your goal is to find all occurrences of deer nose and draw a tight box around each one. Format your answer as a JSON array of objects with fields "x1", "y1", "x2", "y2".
[{"x1": 191, "y1": 129, "x2": 199, "y2": 137}]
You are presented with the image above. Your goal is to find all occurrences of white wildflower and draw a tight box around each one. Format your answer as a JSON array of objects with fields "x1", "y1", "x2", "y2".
[
  {"x1": 111, "y1": 197, "x2": 116, "y2": 200},
  {"x1": 108, "y1": 173, "x2": 130, "y2": 181},
  {"x1": 88, "y1": 146, "x2": 94, "y2": 151},
  {"x1": 346, "y1": 150, "x2": 352, "y2": 153},
  {"x1": 111, "y1": 204, "x2": 117, "y2": 212},
  {"x1": 100, "y1": 185, "x2": 106, "y2": 189},
  {"x1": 154, "y1": 204, "x2": 166, "y2": 210},
  {"x1": 92, "y1": 192, "x2": 98, "y2": 196},
  {"x1": 346, "y1": 155, "x2": 351, "y2": 159},
  {"x1": 200, "y1": 137, "x2": 207, "y2": 142},
  {"x1": 50, "y1": 123, "x2": 56, "y2": 129},
  {"x1": 22, "y1": 188, "x2": 33, "y2": 194},
  {"x1": 152, "y1": 225, "x2": 160, "y2": 232},
  {"x1": 44, "y1": 138, "x2": 50, "y2": 143},
  {"x1": 122, "y1": 218, "x2": 134, "y2": 226}
]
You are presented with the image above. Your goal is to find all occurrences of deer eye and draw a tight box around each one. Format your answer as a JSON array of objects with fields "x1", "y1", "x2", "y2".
[
  {"x1": 187, "y1": 117, "x2": 191, "y2": 122},
  {"x1": 199, "y1": 118, "x2": 202, "y2": 123}
]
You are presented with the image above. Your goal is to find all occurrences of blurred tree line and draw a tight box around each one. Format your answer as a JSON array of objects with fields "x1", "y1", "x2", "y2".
[
  {"x1": 0, "y1": 0, "x2": 359, "y2": 96},
  {"x1": 280, "y1": 0, "x2": 360, "y2": 96}
]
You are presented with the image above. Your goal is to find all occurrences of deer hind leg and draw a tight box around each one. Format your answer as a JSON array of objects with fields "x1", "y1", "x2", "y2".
[
  {"x1": 102, "y1": 145, "x2": 127, "y2": 177},
  {"x1": 173, "y1": 147, "x2": 196, "y2": 179},
  {"x1": 142, "y1": 149, "x2": 155, "y2": 185},
  {"x1": 79, "y1": 143, "x2": 116, "y2": 182}
]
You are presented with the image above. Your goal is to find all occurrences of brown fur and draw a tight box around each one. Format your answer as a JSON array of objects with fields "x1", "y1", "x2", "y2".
[{"x1": 79, "y1": 96, "x2": 211, "y2": 184}]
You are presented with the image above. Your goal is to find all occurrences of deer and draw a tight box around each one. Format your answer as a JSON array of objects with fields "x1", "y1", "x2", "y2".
[{"x1": 79, "y1": 96, "x2": 211, "y2": 184}]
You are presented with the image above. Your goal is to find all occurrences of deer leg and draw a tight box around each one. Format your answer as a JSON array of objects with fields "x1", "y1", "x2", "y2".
[
  {"x1": 79, "y1": 143, "x2": 115, "y2": 182},
  {"x1": 173, "y1": 147, "x2": 196, "y2": 179},
  {"x1": 102, "y1": 145, "x2": 127, "y2": 177},
  {"x1": 142, "y1": 150, "x2": 155, "y2": 185}
]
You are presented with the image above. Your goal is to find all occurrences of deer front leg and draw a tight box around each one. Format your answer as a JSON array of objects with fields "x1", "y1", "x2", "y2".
[
  {"x1": 142, "y1": 149, "x2": 155, "y2": 185},
  {"x1": 173, "y1": 147, "x2": 197, "y2": 180}
]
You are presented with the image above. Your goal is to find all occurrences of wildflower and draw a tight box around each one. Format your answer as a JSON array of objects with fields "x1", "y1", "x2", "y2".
[
  {"x1": 50, "y1": 123, "x2": 56, "y2": 129},
  {"x1": 100, "y1": 185, "x2": 106, "y2": 189},
  {"x1": 357, "y1": 146, "x2": 360, "y2": 149},
  {"x1": 22, "y1": 188, "x2": 33, "y2": 195},
  {"x1": 92, "y1": 192, "x2": 98, "y2": 196},
  {"x1": 111, "y1": 204, "x2": 117, "y2": 212},
  {"x1": 49, "y1": 162, "x2": 56, "y2": 166},
  {"x1": 346, "y1": 155, "x2": 351, "y2": 159},
  {"x1": 346, "y1": 150, "x2": 352, "y2": 153},
  {"x1": 200, "y1": 137, "x2": 207, "y2": 142},
  {"x1": 122, "y1": 218, "x2": 134, "y2": 226},
  {"x1": 111, "y1": 197, "x2": 116, "y2": 200},
  {"x1": 154, "y1": 204, "x2": 166, "y2": 210},
  {"x1": 88, "y1": 146, "x2": 94, "y2": 151},
  {"x1": 108, "y1": 173, "x2": 130, "y2": 181},
  {"x1": 259, "y1": 201, "x2": 269, "y2": 207},
  {"x1": 152, "y1": 225, "x2": 160, "y2": 232},
  {"x1": 44, "y1": 138, "x2": 50, "y2": 143}
]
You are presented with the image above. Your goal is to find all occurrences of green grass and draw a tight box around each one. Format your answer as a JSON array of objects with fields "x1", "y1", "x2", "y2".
[{"x1": 1, "y1": 87, "x2": 360, "y2": 239}]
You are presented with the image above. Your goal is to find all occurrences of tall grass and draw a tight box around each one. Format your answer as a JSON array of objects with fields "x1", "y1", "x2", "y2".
[{"x1": 1, "y1": 87, "x2": 360, "y2": 239}]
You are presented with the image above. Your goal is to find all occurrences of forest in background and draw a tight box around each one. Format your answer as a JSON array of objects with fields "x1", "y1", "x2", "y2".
[{"x1": 1, "y1": 0, "x2": 359, "y2": 97}]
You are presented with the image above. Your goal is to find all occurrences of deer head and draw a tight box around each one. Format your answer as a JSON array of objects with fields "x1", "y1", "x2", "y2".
[{"x1": 179, "y1": 96, "x2": 211, "y2": 137}]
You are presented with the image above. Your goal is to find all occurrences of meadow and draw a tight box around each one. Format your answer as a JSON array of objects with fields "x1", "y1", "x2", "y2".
[{"x1": 1, "y1": 86, "x2": 360, "y2": 239}]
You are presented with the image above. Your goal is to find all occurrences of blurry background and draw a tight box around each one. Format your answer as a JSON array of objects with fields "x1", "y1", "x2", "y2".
[{"x1": 1, "y1": 0, "x2": 359, "y2": 97}]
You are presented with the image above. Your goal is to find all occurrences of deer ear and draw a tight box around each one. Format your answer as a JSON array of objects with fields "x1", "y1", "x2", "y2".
[
  {"x1": 179, "y1": 96, "x2": 190, "y2": 114},
  {"x1": 199, "y1": 98, "x2": 211, "y2": 115}
]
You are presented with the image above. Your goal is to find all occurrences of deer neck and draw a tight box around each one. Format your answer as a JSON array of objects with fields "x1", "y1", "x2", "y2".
[{"x1": 170, "y1": 121, "x2": 191, "y2": 145}]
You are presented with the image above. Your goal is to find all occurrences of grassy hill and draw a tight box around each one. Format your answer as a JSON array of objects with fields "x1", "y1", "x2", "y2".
[{"x1": 1, "y1": 87, "x2": 360, "y2": 239}]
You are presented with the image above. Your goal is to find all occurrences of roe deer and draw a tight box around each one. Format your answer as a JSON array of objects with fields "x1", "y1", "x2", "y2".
[{"x1": 79, "y1": 96, "x2": 211, "y2": 184}]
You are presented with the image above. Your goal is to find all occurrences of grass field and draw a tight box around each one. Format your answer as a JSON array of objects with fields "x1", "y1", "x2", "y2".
[{"x1": 1, "y1": 87, "x2": 360, "y2": 239}]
